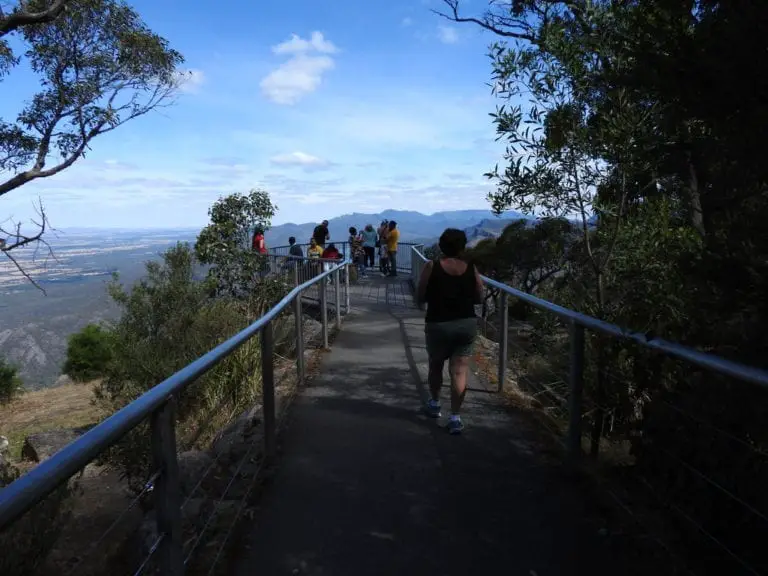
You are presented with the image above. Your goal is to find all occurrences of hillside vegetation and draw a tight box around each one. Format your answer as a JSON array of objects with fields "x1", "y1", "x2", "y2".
[
  {"x1": 0, "y1": 188, "x2": 295, "y2": 574},
  {"x1": 439, "y1": 1, "x2": 768, "y2": 573}
]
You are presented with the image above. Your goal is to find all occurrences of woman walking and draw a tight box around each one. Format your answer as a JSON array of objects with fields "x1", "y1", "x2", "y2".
[{"x1": 416, "y1": 228, "x2": 483, "y2": 434}]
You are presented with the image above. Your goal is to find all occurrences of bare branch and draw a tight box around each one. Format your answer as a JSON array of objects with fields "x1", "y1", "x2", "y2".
[
  {"x1": 0, "y1": 199, "x2": 56, "y2": 294},
  {"x1": 1, "y1": 245, "x2": 46, "y2": 293},
  {"x1": 0, "y1": 0, "x2": 71, "y2": 37},
  {"x1": 433, "y1": 0, "x2": 537, "y2": 42}
]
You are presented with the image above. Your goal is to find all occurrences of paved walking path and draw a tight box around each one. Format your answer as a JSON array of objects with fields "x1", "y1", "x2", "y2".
[{"x1": 233, "y1": 276, "x2": 630, "y2": 575}]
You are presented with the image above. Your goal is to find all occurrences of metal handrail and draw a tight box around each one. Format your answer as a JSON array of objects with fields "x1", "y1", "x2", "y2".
[
  {"x1": 411, "y1": 244, "x2": 768, "y2": 574},
  {"x1": 410, "y1": 246, "x2": 768, "y2": 390},
  {"x1": 0, "y1": 258, "x2": 351, "y2": 574},
  {"x1": 271, "y1": 241, "x2": 418, "y2": 273}
]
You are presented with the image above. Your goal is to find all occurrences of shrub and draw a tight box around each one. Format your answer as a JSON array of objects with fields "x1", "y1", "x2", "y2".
[
  {"x1": 95, "y1": 243, "x2": 290, "y2": 491},
  {"x1": 63, "y1": 324, "x2": 115, "y2": 382},
  {"x1": 0, "y1": 358, "x2": 23, "y2": 406}
]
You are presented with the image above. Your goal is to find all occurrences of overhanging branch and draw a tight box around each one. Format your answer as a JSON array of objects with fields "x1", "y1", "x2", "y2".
[
  {"x1": 0, "y1": 0, "x2": 72, "y2": 37},
  {"x1": 433, "y1": 0, "x2": 537, "y2": 42},
  {"x1": 0, "y1": 200, "x2": 56, "y2": 294}
]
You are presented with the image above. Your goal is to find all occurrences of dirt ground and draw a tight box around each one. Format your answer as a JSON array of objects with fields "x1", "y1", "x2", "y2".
[
  {"x1": 1, "y1": 340, "x2": 329, "y2": 576},
  {"x1": 0, "y1": 381, "x2": 103, "y2": 460}
]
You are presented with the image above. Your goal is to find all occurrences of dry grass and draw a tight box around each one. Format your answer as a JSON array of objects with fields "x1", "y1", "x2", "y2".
[{"x1": 0, "y1": 382, "x2": 103, "y2": 460}]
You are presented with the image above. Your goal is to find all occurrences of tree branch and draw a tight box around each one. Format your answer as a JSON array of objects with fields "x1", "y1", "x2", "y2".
[
  {"x1": 0, "y1": 200, "x2": 56, "y2": 294},
  {"x1": 0, "y1": 0, "x2": 71, "y2": 37},
  {"x1": 433, "y1": 0, "x2": 537, "y2": 42}
]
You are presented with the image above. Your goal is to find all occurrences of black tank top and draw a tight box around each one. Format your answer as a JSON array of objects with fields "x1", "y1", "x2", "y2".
[{"x1": 424, "y1": 259, "x2": 477, "y2": 323}]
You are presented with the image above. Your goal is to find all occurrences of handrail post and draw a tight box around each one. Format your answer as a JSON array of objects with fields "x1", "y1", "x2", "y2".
[
  {"x1": 344, "y1": 262, "x2": 350, "y2": 313},
  {"x1": 261, "y1": 322, "x2": 276, "y2": 462},
  {"x1": 567, "y1": 320, "x2": 585, "y2": 469},
  {"x1": 334, "y1": 268, "x2": 341, "y2": 329},
  {"x1": 320, "y1": 275, "x2": 329, "y2": 349},
  {"x1": 293, "y1": 295, "x2": 305, "y2": 384},
  {"x1": 497, "y1": 292, "x2": 508, "y2": 393},
  {"x1": 150, "y1": 397, "x2": 183, "y2": 576},
  {"x1": 293, "y1": 261, "x2": 299, "y2": 288}
]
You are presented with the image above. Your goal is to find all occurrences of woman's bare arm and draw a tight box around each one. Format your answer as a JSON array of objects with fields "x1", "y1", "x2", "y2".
[{"x1": 417, "y1": 261, "x2": 433, "y2": 305}]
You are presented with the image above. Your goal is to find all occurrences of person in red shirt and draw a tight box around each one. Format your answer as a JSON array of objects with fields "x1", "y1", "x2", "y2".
[
  {"x1": 251, "y1": 228, "x2": 267, "y2": 254},
  {"x1": 321, "y1": 243, "x2": 341, "y2": 260}
]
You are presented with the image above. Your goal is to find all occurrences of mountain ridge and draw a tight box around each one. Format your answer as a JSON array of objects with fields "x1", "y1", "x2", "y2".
[{"x1": 265, "y1": 209, "x2": 532, "y2": 247}]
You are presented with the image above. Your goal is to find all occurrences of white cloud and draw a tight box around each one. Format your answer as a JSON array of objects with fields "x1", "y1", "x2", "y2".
[
  {"x1": 302, "y1": 92, "x2": 496, "y2": 151},
  {"x1": 269, "y1": 151, "x2": 333, "y2": 172},
  {"x1": 175, "y1": 68, "x2": 206, "y2": 93},
  {"x1": 401, "y1": 17, "x2": 413, "y2": 27},
  {"x1": 438, "y1": 25, "x2": 459, "y2": 44},
  {"x1": 272, "y1": 31, "x2": 338, "y2": 56},
  {"x1": 261, "y1": 32, "x2": 338, "y2": 105}
]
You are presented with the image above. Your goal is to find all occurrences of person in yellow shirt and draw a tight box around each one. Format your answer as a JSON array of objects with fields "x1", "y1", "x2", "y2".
[
  {"x1": 307, "y1": 237, "x2": 323, "y2": 258},
  {"x1": 307, "y1": 237, "x2": 324, "y2": 278},
  {"x1": 386, "y1": 220, "x2": 399, "y2": 277}
]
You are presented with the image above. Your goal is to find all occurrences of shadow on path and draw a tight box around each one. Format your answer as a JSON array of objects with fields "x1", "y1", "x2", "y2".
[{"x1": 230, "y1": 278, "x2": 646, "y2": 576}]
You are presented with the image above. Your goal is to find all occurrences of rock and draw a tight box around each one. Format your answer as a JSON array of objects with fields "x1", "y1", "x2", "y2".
[
  {"x1": 302, "y1": 317, "x2": 323, "y2": 346},
  {"x1": 55, "y1": 374, "x2": 74, "y2": 387},
  {"x1": 177, "y1": 450, "x2": 214, "y2": 498},
  {"x1": 0, "y1": 435, "x2": 9, "y2": 453},
  {"x1": 136, "y1": 498, "x2": 204, "y2": 562},
  {"x1": 211, "y1": 405, "x2": 262, "y2": 464},
  {"x1": 21, "y1": 428, "x2": 82, "y2": 462},
  {"x1": 137, "y1": 498, "x2": 240, "y2": 564},
  {"x1": 275, "y1": 315, "x2": 323, "y2": 355}
]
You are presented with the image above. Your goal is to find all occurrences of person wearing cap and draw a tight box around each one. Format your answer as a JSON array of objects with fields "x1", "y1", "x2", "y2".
[{"x1": 313, "y1": 219, "x2": 330, "y2": 248}]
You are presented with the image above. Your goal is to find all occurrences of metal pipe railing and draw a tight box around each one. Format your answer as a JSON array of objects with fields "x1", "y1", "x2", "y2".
[
  {"x1": 409, "y1": 244, "x2": 768, "y2": 467},
  {"x1": 0, "y1": 258, "x2": 351, "y2": 575},
  {"x1": 271, "y1": 241, "x2": 417, "y2": 274}
]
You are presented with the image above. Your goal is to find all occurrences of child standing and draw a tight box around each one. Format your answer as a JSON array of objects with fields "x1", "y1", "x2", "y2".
[
  {"x1": 379, "y1": 242, "x2": 390, "y2": 276},
  {"x1": 348, "y1": 227, "x2": 366, "y2": 278}
]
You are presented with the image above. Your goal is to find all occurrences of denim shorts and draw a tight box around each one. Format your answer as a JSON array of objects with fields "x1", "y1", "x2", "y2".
[{"x1": 424, "y1": 318, "x2": 477, "y2": 361}]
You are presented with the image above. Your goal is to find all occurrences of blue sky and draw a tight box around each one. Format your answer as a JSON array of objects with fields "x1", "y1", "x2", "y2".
[{"x1": 2, "y1": 0, "x2": 508, "y2": 229}]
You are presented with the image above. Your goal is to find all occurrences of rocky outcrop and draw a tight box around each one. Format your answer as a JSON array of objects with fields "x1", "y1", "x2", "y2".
[
  {"x1": 136, "y1": 498, "x2": 240, "y2": 563},
  {"x1": 55, "y1": 374, "x2": 74, "y2": 387},
  {"x1": 21, "y1": 429, "x2": 82, "y2": 462},
  {"x1": 0, "y1": 435, "x2": 8, "y2": 473},
  {"x1": 211, "y1": 405, "x2": 262, "y2": 466},
  {"x1": 177, "y1": 450, "x2": 214, "y2": 498}
]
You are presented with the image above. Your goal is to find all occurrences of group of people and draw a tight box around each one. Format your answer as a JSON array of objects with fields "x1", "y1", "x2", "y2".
[
  {"x1": 284, "y1": 218, "x2": 401, "y2": 278},
  {"x1": 347, "y1": 220, "x2": 400, "y2": 278}
]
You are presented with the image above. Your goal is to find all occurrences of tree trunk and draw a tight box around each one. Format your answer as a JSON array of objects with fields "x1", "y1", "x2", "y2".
[
  {"x1": 589, "y1": 271, "x2": 607, "y2": 458},
  {"x1": 687, "y1": 155, "x2": 706, "y2": 237}
]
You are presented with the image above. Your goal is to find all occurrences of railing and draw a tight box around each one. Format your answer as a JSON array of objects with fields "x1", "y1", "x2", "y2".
[
  {"x1": 270, "y1": 240, "x2": 417, "y2": 275},
  {"x1": 260, "y1": 253, "x2": 351, "y2": 318},
  {"x1": 411, "y1": 245, "x2": 768, "y2": 575},
  {"x1": 0, "y1": 258, "x2": 351, "y2": 576}
]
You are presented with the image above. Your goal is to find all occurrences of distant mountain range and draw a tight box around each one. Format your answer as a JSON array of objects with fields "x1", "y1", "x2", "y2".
[
  {"x1": 0, "y1": 211, "x2": 565, "y2": 390},
  {"x1": 265, "y1": 209, "x2": 533, "y2": 247}
]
